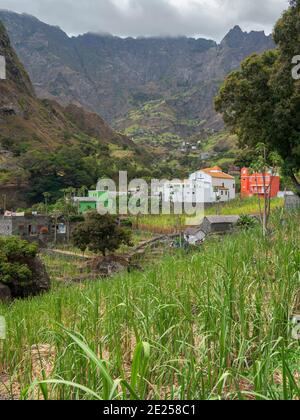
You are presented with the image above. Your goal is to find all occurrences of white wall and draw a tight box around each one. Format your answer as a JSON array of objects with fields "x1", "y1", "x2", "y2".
[
  {"x1": 211, "y1": 178, "x2": 236, "y2": 202},
  {"x1": 190, "y1": 170, "x2": 236, "y2": 203},
  {"x1": 159, "y1": 170, "x2": 236, "y2": 205},
  {"x1": 189, "y1": 172, "x2": 214, "y2": 203}
]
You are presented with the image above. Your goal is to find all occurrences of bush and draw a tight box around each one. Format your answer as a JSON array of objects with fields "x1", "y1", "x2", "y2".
[
  {"x1": 237, "y1": 215, "x2": 258, "y2": 230},
  {"x1": 0, "y1": 237, "x2": 37, "y2": 287},
  {"x1": 0, "y1": 237, "x2": 50, "y2": 298}
]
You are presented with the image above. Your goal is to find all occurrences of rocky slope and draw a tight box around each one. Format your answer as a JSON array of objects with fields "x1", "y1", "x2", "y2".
[
  {"x1": 0, "y1": 21, "x2": 144, "y2": 207},
  {"x1": 0, "y1": 10, "x2": 275, "y2": 139}
]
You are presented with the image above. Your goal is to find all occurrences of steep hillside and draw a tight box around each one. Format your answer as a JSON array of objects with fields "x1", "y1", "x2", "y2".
[
  {"x1": 0, "y1": 22, "x2": 144, "y2": 207},
  {"x1": 0, "y1": 10, "x2": 275, "y2": 137}
]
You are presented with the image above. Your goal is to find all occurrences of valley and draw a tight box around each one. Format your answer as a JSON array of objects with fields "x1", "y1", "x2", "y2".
[
  {"x1": 0, "y1": 0, "x2": 299, "y2": 403},
  {"x1": 0, "y1": 10, "x2": 275, "y2": 162}
]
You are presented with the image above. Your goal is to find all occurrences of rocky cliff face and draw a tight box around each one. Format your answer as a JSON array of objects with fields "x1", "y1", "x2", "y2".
[{"x1": 0, "y1": 10, "x2": 275, "y2": 134}]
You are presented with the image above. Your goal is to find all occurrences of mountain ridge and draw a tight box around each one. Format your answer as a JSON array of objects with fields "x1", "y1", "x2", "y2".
[{"x1": 0, "y1": 10, "x2": 275, "y2": 129}]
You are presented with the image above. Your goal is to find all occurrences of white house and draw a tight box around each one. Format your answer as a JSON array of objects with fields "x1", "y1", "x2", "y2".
[
  {"x1": 162, "y1": 179, "x2": 206, "y2": 204},
  {"x1": 160, "y1": 166, "x2": 236, "y2": 205},
  {"x1": 189, "y1": 166, "x2": 236, "y2": 203}
]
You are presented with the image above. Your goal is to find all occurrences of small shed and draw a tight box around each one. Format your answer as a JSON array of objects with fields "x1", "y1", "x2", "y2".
[
  {"x1": 184, "y1": 227, "x2": 206, "y2": 246},
  {"x1": 201, "y1": 215, "x2": 240, "y2": 235}
]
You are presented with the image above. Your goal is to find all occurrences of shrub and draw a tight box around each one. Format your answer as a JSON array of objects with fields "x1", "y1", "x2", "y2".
[
  {"x1": 0, "y1": 237, "x2": 50, "y2": 298},
  {"x1": 0, "y1": 237, "x2": 37, "y2": 287},
  {"x1": 237, "y1": 214, "x2": 258, "y2": 230}
]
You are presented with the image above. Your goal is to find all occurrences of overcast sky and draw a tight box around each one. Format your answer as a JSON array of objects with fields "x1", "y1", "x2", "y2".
[{"x1": 0, "y1": 0, "x2": 289, "y2": 40}]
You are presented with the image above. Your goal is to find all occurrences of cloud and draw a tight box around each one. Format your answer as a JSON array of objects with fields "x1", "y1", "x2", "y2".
[{"x1": 0, "y1": 0, "x2": 289, "y2": 40}]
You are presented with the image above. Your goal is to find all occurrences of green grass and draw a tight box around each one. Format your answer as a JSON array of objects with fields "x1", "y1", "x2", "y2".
[
  {"x1": 0, "y1": 209, "x2": 299, "y2": 400},
  {"x1": 133, "y1": 197, "x2": 284, "y2": 232},
  {"x1": 205, "y1": 197, "x2": 284, "y2": 216}
]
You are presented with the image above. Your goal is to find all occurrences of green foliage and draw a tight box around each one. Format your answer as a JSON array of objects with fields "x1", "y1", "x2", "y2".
[
  {"x1": 22, "y1": 146, "x2": 99, "y2": 203},
  {"x1": 21, "y1": 143, "x2": 151, "y2": 204},
  {"x1": 237, "y1": 215, "x2": 258, "y2": 230},
  {"x1": 0, "y1": 237, "x2": 38, "y2": 287},
  {"x1": 73, "y1": 212, "x2": 133, "y2": 256}
]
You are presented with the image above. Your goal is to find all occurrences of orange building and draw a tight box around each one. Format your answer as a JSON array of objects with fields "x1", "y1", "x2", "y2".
[{"x1": 241, "y1": 168, "x2": 280, "y2": 198}]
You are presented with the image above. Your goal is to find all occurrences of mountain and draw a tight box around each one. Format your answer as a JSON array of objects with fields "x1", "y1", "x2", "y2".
[
  {"x1": 0, "y1": 21, "x2": 144, "y2": 208},
  {"x1": 0, "y1": 10, "x2": 277, "y2": 198},
  {"x1": 0, "y1": 11, "x2": 275, "y2": 143}
]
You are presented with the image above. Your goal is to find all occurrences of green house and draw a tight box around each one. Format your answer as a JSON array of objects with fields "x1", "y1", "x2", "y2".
[{"x1": 74, "y1": 191, "x2": 110, "y2": 214}]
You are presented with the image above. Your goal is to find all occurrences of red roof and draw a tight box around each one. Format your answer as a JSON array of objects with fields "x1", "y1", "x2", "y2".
[{"x1": 201, "y1": 166, "x2": 235, "y2": 180}]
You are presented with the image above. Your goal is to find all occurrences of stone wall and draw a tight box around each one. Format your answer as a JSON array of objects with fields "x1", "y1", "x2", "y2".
[
  {"x1": 11, "y1": 215, "x2": 51, "y2": 237},
  {"x1": 0, "y1": 218, "x2": 12, "y2": 236}
]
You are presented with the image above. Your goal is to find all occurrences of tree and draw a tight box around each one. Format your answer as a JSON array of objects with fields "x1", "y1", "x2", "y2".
[
  {"x1": 249, "y1": 144, "x2": 282, "y2": 237},
  {"x1": 72, "y1": 213, "x2": 133, "y2": 256},
  {"x1": 215, "y1": 0, "x2": 300, "y2": 193}
]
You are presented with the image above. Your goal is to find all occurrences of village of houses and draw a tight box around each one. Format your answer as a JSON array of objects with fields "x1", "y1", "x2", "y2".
[{"x1": 0, "y1": 165, "x2": 293, "y2": 255}]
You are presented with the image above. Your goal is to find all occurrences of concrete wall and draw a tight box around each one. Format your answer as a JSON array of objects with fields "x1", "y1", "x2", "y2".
[
  {"x1": 285, "y1": 195, "x2": 300, "y2": 210},
  {"x1": 201, "y1": 219, "x2": 236, "y2": 235},
  {"x1": 11, "y1": 216, "x2": 51, "y2": 238}
]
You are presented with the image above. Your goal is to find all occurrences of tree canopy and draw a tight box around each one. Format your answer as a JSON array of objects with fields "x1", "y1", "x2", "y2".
[
  {"x1": 215, "y1": 0, "x2": 300, "y2": 192},
  {"x1": 72, "y1": 213, "x2": 133, "y2": 256}
]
